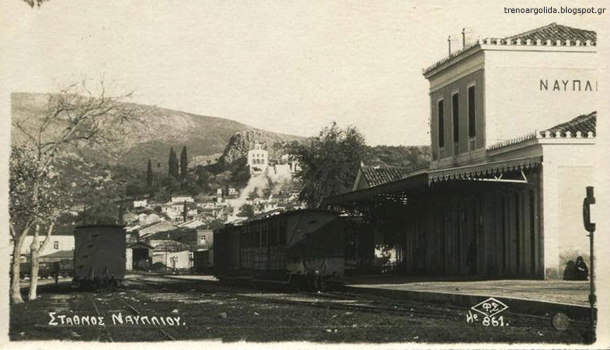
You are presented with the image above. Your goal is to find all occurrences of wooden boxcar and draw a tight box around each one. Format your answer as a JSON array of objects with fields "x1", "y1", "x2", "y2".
[
  {"x1": 73, "y1": 225, "x2": 126, "y2": 287},
  {"x1": 213, "y1": 209, "x2": 372, "y2": 290}
]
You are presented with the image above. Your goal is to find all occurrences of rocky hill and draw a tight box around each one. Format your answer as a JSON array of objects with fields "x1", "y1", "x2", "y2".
[
  {"x1": 217, "y1": 130, "x2": 291, "y2": 166},
  {"x1": 11, "y1": 93, "x2": 303, "y2": 171}
]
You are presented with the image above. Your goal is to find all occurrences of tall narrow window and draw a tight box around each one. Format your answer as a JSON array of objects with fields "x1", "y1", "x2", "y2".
[
  {"x1": 438, "y1": 100, "x2": 445, "y2": 148},
  {"x1": 452, "y1": 93, "x2": 460, "y2": 144},
  {"x1": 468, "y1": 85, "x2": 476, "y2": 138}
]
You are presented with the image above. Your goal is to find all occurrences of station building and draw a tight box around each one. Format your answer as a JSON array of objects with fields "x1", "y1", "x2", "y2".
[{"x1": 324, "y1": 23, "x2": 598, "y2": 279}]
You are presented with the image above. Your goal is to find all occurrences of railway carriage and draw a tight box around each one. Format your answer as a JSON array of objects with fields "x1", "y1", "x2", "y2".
[{"x1": 213, "y1": 209, "x2": 372, "y2": 290}]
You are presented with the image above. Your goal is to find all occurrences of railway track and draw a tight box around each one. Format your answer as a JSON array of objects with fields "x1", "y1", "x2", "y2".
[
  {"x1": 87, "y1": 288, "x2": 176, "y2": 341},
  {"x1": 88, "y1": 295, "x2": 114, "y2": 342},
  {"x1": 122, "y1": 301, "x2": 176, "y2": 340}
]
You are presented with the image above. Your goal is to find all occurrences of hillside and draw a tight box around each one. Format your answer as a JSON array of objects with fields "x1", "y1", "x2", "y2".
[
  {"x1": 365, "y1": 145, "x2": 431, "y2": 169},
  {"x1": 11, "y1": 93, "x2": 303, "y2": 171}
]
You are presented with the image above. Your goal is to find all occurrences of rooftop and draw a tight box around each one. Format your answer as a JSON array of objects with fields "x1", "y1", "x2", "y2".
[
  {"x1": 40, "y1": 250, "x2": 73, "y2": 259},
  {"x1": 360, "y1": 167, "x2": 414, "y2": 188},
  {"x1": 540, "y1": 111, "x2": 596, "y2": 138},
  {"x1": 423, "y1": 23, "x2": 597, "y2": 76},
  {"x1": 505, "y1": 22, "x2": 596, "y2": 43},
  {"x1": 487, "y1": 111, "x2": 597, "y2": 152}
]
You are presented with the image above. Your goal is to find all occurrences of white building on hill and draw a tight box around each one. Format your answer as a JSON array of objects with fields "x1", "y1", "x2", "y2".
[{"x1": 247, "y1": 143, "x2": 268, "y2": 173}]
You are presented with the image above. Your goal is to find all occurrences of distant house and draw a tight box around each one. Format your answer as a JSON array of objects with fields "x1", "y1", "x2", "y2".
[
  {"x1": 279, "y1": 154, "x2": 300, "y2": 173},
  {"x1": 123, "y1": 212, "x2": 139, "y2": 224},
  {"x1": 137, "y1": 220, "x2": 177, "y2": 239},
  {"x1": 152, "y1": 250, "x2": 192, "y2": 270},
  {"x1": 133, "y1": 199, "x2": 148, "y2": 208},
  {"x1": 127, "y1": 241, "x2": 154, "y2": 271},
  {"x1": 137, "y1": 212, "x2": 163, "y2": 225},
  {"x1": 177, "y1": 219, "x2": 205, "y2": 229},
  {"x1": 161, "y1": 201, "x2": 198, "y2": 221},
  {"x1": 269, "y1": 164, "x2": 292, "y2": 177},
  {"x1": 20, "y1": 232, "x2": 74, "y2": 258},
  {"x1": 247, "y1": 143, "x2": 268, "y2": 173},
  {"x1": 170, "y1": 195, "x2": 194, "y2": 204},
  {"x1": 199, "y1": 208, "x2": 220, "y2": 220},
  {"x1": 197, "y1": 202, "x2": 215, "y2": 209},
  {"x1": 195, "y1": 229, "x2": 214, "y2": 249},
  {"x1": 149, "y1": 239, "x2": 193, "y2": 270}
]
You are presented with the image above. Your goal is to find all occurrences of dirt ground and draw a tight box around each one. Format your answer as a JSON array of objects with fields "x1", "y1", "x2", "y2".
[{"x1": 9, "y1": 274, "x2": 592, "y2": 344}]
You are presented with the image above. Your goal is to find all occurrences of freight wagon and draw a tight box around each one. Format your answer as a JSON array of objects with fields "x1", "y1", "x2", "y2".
[
  {"x1": 73, "y1": 225, "x2": 126, "y2": 288},
  {"x1": 19, "y1": 261, "x2": 56, "y2": 279},
  {"x1": 213, "y1": 209, "x2": 373, "y2": 291}
]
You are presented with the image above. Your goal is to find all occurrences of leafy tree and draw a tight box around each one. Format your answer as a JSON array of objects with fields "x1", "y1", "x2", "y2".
[
  {"x1": 161, "y1": 174, "x2": 181, "y2": 194},
  {"x1": 238, "y1": 204, "x2": 255, "y2": 219},
  {"x1": 364, "y1": 145, "x2": 431, "y2": 168},
  {"x1": 180, "y1": 146, "x2": 188, "y2": 179},
  {"x1": 230, "y1": 158, "x2": 251, "y2": 187},
  {"x1": 287, "y1": 122, "x2": 367, "y2": 208},
  {"x1": 207, "y1": 219, "x2": 226, "y2": 230},
  {"x1": 9, "y1": 81, "x2": 138, "y2": 303},
  {"x1": 146, "y1": 159, "x2": 153, "y2": 188},
  {"x1": 194, "y1": 165, "x2": 211, "y2": 192}
]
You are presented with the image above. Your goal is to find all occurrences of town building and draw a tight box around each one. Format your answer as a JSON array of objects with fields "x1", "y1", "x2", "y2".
[
  {"x1": 324, "y1": 23, "x2": 597, "y2": 279},
  {"x1": 20, "y1": 232, "x2": 74, "y2": 258},
  {"x1": 247, "y1": 143, "x2": 269, "y2": 173},
  {"x1": 137, "y1": 220, "x2": 177, "y2": 239},
  {"x1": 133, "y1": 199, "x2": 148, "y2": 208},
  {"x1": 149, "y1": 239, "x2": 193, "y2": 270},
  {"x1": 171, "y1": 195, "x2": 194, "y2": 204}
]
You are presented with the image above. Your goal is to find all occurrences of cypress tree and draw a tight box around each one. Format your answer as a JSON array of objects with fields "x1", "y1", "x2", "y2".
[
  {"x1": 168, "y1": 147, "x2": 176, "y2": 178},
  {"x1": 172, "y1": 149, "x2": 179, "y2": 178},
  {"x1": 146, "y1": 159, "x2": 153, "y2": 188},
  {"x1": 180, "y1": 146, "x2": 188, "y2": 179}
]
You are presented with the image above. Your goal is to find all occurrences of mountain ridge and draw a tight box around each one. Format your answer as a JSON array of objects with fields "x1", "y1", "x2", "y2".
[{"x1": 11, "y1": 92, "x2": 304, "y2": 171}]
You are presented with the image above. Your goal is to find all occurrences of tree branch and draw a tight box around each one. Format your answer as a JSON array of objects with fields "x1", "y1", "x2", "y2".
[{"x1": 37, "y1": 223, "x2": 55, "y2": 254}]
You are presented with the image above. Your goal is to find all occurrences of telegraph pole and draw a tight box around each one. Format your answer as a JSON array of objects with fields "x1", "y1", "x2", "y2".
[{"x1": 583, "y1": 186, "x2": 596, "y2": 342}]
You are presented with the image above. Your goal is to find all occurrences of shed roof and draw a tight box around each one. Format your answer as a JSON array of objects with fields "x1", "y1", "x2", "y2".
[
  {"x1": 360, "y1": 167, "x2": 413, "y2": 188},
  {"x1": 40, "y1": 250, "x2": 73, "y2": 259}
]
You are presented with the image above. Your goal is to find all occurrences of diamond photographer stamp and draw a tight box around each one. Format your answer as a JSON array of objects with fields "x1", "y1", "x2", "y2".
[{"x1": 466, "y1": 298, "x2": 509, "y2": 327}]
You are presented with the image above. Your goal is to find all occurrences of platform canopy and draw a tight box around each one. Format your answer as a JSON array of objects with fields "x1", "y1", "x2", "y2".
[
  {"x1": 322, "y1": 156, "x2": 542, "y2": 208},
  {"x1": 428, "y1": 156, "x2": 542, "y2": 184}
]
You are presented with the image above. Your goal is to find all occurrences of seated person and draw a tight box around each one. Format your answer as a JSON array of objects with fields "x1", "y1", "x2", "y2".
[
  {"x1": 563, "y1": 260, "x2": 576, "y2": 280},
  {"x1": 575, "y1": 256, "x2": 589, "y2": 281}
]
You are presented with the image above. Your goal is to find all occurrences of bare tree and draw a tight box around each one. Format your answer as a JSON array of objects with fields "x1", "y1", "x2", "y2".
[{"x1": 9, "y1": 80, "x2": 140, "y2": 303}]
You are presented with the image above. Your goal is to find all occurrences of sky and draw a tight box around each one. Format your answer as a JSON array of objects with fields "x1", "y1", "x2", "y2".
[{"x1": 0, "y1": 0, "x2": 606, "y2": 145}]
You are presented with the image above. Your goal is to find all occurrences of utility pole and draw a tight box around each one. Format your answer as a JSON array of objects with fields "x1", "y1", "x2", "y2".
[{"x1": 583, "y1": 186, "x2": 596, "y2": 342}]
